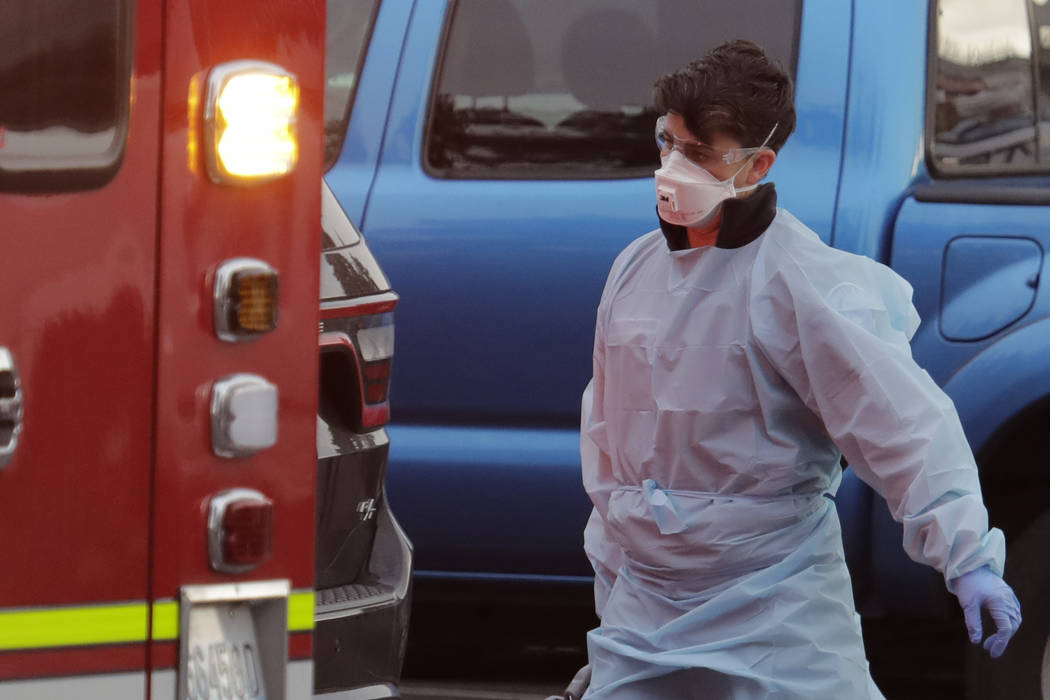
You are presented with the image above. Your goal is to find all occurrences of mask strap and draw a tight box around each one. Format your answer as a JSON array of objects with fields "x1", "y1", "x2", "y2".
[
  {"x1": 760, "y1": 121, "x2": 779, "y2": 149},
  {"x1": 733, "y1": 121, "x2": 779, "y2": 192}
]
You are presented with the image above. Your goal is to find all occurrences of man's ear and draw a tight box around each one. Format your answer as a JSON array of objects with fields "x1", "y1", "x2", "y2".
[{"x1": 746, "y1": 149, "x2": 777, "y2": 185}]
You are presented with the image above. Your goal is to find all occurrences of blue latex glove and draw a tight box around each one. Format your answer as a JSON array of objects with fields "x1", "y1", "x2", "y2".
[{"x1": 952, "y1": 567, "x2": 1021, "y2": 658}]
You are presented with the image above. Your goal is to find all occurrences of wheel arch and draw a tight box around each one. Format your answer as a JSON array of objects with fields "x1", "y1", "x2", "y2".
[{"x1": 943, "y1": 317, "x2": 1050, "y2": 542}]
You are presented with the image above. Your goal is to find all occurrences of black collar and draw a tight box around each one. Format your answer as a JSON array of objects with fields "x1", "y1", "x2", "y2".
[{"x1": 658, "y1": 183, "x2": 778, "y2": 251}]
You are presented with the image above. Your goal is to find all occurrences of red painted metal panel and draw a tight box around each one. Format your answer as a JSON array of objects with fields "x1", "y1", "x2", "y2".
[
  {"x1": 149, "y1": 0, "x2": 324, "y2": 605},
  {"x1": 0, "y1": 2, "x2": 162, "y2": 606},
  {"x1": 0, "y1": 643, "x2": 146, "y2": 681},
  {"x1": 149, "y1": 641, "x2": 178, "y2": 670},
  {"x1": 289, "y1": 631, "x2": 313, "y2": 660}
]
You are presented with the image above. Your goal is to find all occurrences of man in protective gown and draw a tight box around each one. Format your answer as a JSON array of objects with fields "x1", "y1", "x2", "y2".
[{"x1": 578, "y1": 41, "x2": 1021, "y2": 699}]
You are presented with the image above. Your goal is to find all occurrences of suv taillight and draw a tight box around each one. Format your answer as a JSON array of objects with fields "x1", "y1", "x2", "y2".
[{"x1": 319, "y1": 309, "x2": 395, "y2": 430}]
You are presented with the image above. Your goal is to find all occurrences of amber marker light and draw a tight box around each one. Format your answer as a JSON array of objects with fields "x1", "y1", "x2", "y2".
[{"x1": 202, "y1": 60, "x2": 299, "y2": 184}]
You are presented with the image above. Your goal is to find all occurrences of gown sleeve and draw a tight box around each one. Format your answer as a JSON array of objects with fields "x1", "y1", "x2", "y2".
[{"x1": 749, "y1": 238, "x2": 1005, "y2": 590}]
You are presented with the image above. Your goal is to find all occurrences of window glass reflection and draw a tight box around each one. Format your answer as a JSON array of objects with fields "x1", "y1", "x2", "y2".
[
  {"x1": 1031, "y1": 0, "x2": 1050, "y2": 161},
  {"x1": 933, "y1": 0, "x2": 1037, "y2": 170},
  {"x1": 426, "y1": 0, "x2": 801, "y2": 180},
  {"x1": 0, "y1": 0, "x2": 129, "y2": 190}
]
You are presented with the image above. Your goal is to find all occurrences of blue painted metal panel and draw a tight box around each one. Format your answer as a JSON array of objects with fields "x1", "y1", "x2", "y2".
[
  {"x1": 874, "y1": 198, "x2": 1050, "y2": 614},
  {"x1": 945, "y1": 319, "x2": 1050, "y2": 454},
  {"x1": 891, "y1": 199, "x2": 1050, "y2": 387},
  {"x1": 832, "y1": 0, "x2": 928, "y2": 261},
  {"x1": 941, "y1": 237, "x2": 1041, "y2": 341},
  {"x1": 384, "y1": 424, "x2": 592, "y2": 575},
  {"x1": 344, "y1": 0, "x2": 853, "y2": 578}
]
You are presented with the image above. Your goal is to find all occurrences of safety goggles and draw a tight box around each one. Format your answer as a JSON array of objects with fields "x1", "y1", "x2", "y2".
[{"x1": 655, "y1": 115, "x2": 778, "y2": 167}]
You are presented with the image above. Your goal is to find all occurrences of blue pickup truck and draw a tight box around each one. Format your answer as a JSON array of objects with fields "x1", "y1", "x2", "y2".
[{"x1": 325, "y1": 0, "x2": 1050, "y2": 694}]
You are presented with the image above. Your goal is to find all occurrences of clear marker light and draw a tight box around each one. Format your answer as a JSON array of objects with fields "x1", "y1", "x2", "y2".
[{"x1": 204, "y1": 61, "x2": 299, "y2": 183}]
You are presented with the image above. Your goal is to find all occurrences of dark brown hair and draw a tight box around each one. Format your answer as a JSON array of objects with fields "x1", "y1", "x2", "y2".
[{"x1": 653, "y1": 40, "x2": 796, "y2": 152}]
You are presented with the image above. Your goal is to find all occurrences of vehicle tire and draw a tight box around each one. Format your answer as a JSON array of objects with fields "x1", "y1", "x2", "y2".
[{"x1": 966, "y1": 509, "x2": 1050, "y2": 699}]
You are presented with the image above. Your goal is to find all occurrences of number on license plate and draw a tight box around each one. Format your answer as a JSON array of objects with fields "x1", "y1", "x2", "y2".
[
  {"x1": 185, "y1": 603, "x2": 266, "y2": 700},
  {"x1": 186, "y1": 640, "x2": 263, "y2": 700}
]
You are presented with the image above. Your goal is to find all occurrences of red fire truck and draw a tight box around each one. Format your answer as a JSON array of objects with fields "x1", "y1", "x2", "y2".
[{"x1": 1, "y1": 0, "x2": 328, "y2": 697}]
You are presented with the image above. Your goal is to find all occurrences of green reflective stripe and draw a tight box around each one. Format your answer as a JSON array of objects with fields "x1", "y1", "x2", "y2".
[
  {"x1": 0, "y1": 603, "x2": 148, "y2": 651},
  {"x1": 151, "y1": 601, "x2": 179, "y2": 641},
  {"x1": 288, "y1": 591, "x2": 315, "y2": 631},
  {"x1": 0, "y1": 590, "x2": 315, "y2": 651}
]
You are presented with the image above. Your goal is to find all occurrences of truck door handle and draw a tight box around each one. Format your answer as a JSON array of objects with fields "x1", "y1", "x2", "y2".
[{"x1": 0, "y1": 347, "x2": 23, "y2": 469}]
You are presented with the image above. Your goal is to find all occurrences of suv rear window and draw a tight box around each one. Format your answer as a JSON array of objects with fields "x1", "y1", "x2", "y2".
[
  {"x1": 930, "y1": 0, "x2": 1050, "y2": 174},
  {"x1": 1, "y1": 0, "x2": 131, "y2": 192},
  {"x1": 425, "y1": 0, "x2": 801, "y2": 180}
]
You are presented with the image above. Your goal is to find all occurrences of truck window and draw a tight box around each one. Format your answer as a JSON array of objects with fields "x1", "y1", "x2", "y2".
[
  {"x1": 424, "y1": 0, "x2": 801, "y2": 180},
  {"x1": 325, "y1": 0, "x2": 381, "y2": 170},
  {"x1": 930, "y1": 0, "x2": 1044, "y2": 174},
  {"x1": 1031, "y1": 0, "x2": 1050, "y2": 163},
  {"x1": 1, "y1": 0, "x2": 131, "y2": 192}
]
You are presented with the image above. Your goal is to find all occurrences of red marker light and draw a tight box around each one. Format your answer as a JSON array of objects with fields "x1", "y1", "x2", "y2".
[
  {"x1": 208, "y1": 490, "x2": 274, "y2": 572},
  {"x1": 363, "y1": 359, "x2": 391, "y2": 404},
  {"x1": 223, "y1": 498, "x2": 274, "y2": 566}
]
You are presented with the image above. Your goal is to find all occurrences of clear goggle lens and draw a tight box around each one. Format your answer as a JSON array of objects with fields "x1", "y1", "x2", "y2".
[{"x1": 655, "y1": 115, "x2": 776, "y2": 167}]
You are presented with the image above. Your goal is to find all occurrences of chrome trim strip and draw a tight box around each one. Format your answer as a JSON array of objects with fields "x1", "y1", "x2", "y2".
[
  {"x1": 0, "y1": 347, "x2": 24, "y2": 469},
  {"x1": 313, "y1": 592, "x2": 398, "y2": 622},
  {"x1": 0, "y1": 671, "x2": 145, "y2": 699},
  {"x1": 181, "y1": 580, "x2": 290, "y2": 605},
  {"x1": 286, "y1": 660, "x2": 314, "y2": 699},
  {"x1": 151, "y1": 669, "x2": 176, "y2": 700},
  {"x1": 313, "y1": 682, "x2": 400, "y2": 699}
]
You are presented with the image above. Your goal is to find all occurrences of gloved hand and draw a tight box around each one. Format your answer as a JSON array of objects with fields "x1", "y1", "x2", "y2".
[
  {"x1": 544, "y1": 664, "x2": 591, "y2": 700},
  {"x1": 951, "y1": 566, "x2": 1021, "y2": 658}
]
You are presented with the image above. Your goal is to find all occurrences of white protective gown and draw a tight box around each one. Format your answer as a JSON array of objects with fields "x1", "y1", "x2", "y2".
[{"x1": 580, "y1": 207, "x2": 1005, "y2": 699}]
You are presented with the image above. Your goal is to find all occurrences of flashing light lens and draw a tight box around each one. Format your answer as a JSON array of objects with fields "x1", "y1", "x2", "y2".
[{"x1": 213, "y1": 69, "x2": 299, "y2": 180}]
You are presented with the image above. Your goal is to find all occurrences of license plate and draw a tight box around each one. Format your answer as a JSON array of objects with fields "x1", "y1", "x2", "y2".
[
  {"x1": 185, "y1": 602, "x2": 266, "y2": 700},
  {"x1": 178, "y1": 581, "x2": 289, "y2": 700}
]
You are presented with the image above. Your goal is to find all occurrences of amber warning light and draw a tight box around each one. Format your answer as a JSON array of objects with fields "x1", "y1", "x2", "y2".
[{"x1": 202, "y1": 60, "x2": 299, "y2": 184}]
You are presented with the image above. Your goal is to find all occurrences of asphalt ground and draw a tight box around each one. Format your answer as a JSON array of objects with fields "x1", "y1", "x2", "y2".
[{"x1": 398, "y1": 598, "x2": 969, "y2": 700}]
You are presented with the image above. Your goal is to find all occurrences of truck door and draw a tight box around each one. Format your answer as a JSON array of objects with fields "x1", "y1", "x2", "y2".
[
  {"x1": 0, "y1": 1, "x2": 161, "y2": 695},
  {"x1": 336, "y1": 0, "x2": 852, "y2": 579}
]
